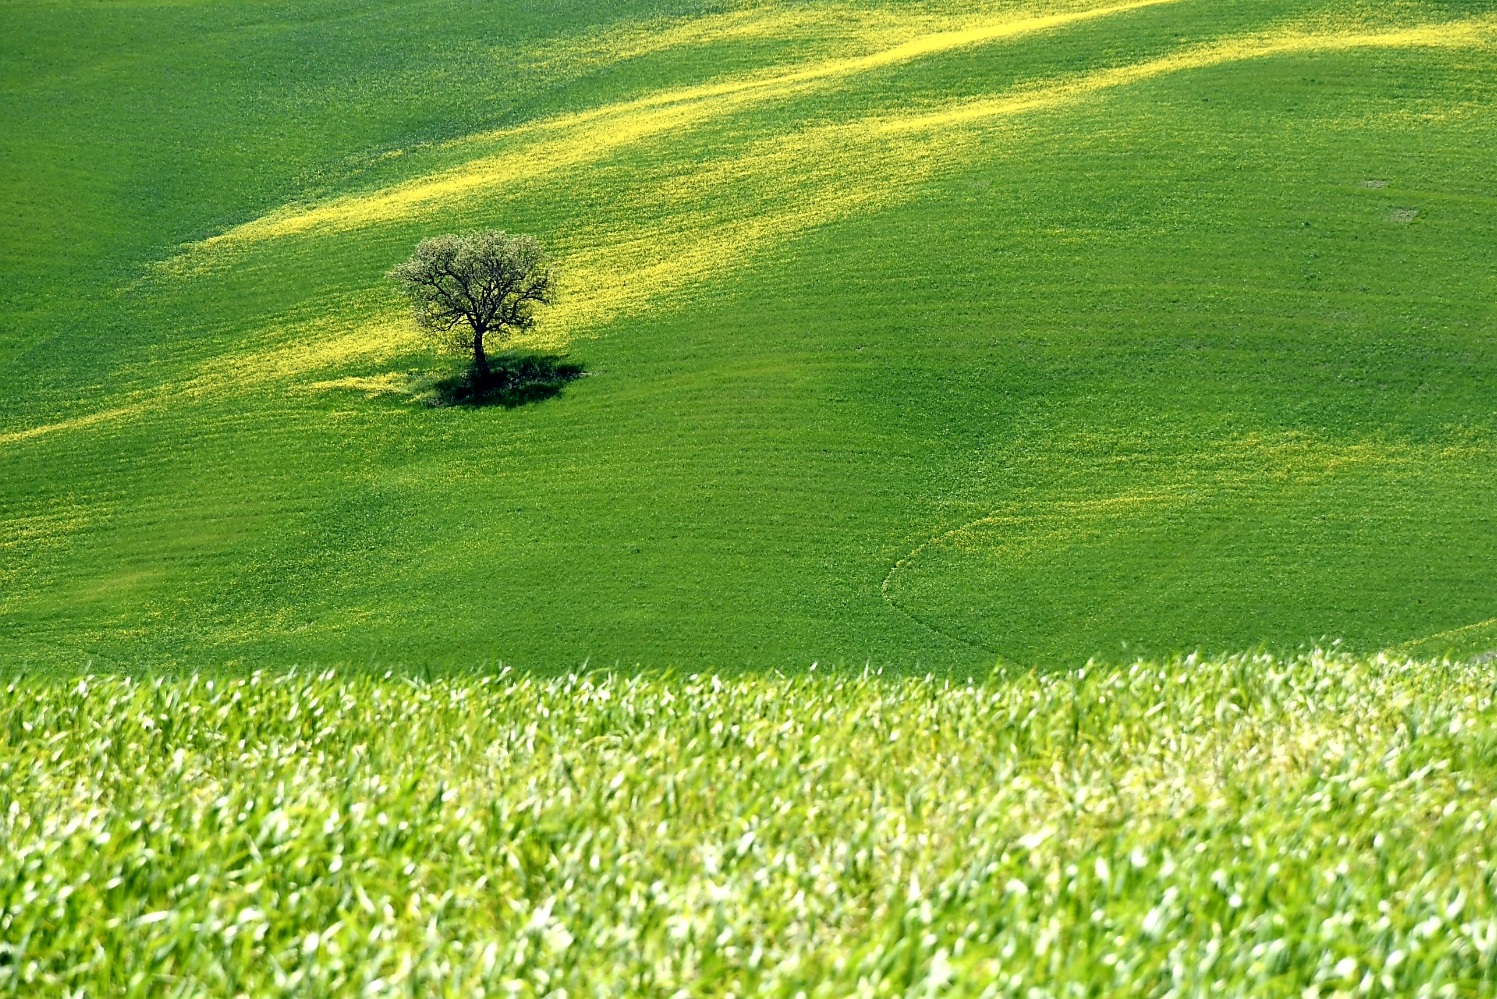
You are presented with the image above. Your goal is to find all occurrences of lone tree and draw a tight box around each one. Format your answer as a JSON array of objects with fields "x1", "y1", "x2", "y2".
[{"x1": 389, "y1": 230, "x2": 556, "y2": 380}]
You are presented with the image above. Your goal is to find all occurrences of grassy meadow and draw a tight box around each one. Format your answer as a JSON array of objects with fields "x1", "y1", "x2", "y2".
[
  {"x1": 6, "y1": 3, "x2": 1497, "y2": 991},
  {"x1": 3, "y1": 0, "x2": 1495, "y2": 672},
  {"x1": 6, "y1": 651, "x2": 1497, "y2": 995}
]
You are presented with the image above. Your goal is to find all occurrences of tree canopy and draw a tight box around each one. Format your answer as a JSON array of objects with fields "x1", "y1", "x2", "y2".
[{"x1": 389, "y1": 230, "x2": 556, "y2": 378}]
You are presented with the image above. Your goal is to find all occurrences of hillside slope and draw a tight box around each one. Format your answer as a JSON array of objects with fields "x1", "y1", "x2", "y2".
[{"x1": 2, "y1": 0, "x2": 1495, "y2": 671}]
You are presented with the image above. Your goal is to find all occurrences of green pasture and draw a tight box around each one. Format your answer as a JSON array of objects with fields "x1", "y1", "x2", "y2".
[{"x1": 2, "y1": 0, "x2": 1496, "y2": 672}]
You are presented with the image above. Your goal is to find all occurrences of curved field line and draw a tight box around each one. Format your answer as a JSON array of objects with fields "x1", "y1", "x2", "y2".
[
  {"x1": 880, "y1": 491, "x2": 1185, "y2": 658},
  {"x1": 877, "y1": 435, "x2": 1485, "y2": 659}
]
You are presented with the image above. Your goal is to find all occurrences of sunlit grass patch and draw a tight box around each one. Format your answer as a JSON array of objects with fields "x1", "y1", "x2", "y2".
[
  {"x1": 157, "y1": 0, "x2": 1184, "y2": 278},
  {"x1": 143, "y1": 7, "x2": 1497, "y2": 368},
  {"x1": 0, "y1": 307, "x2": 415, "y2": 445},
  {"x1": 164, "y1": 6, "x2": 1495, "y2": 268}
]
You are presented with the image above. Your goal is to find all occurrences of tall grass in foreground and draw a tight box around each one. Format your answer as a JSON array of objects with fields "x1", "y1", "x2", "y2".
[{"x1": 4, "y1": 652, "x2": 1497, "y2": 997}]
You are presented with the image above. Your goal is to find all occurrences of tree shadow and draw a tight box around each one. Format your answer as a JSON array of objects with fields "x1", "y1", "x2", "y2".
[{"x1": 431, "y1": 351, "x2": 585, "y2": 408}]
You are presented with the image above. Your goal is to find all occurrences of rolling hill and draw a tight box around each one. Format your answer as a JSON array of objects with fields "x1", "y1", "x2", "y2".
[{"x1": 3, "y1": 0, "x2": 1496, "y2": 672}]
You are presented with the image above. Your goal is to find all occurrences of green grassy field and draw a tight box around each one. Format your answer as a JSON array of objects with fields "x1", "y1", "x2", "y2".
[
  {"x1": 6, "y1": 651, "x2": 1497, "y2": 995},
  {"x1": 3, "y1": 0, "x2": 1497, "y2": 672}
]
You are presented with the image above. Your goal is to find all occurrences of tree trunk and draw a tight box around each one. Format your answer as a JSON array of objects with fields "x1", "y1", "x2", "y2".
[{"x1": 473, "y1": 327, "x2": 490, "y2": 381}]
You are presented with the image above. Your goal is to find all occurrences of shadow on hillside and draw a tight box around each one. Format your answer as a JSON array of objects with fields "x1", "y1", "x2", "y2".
[{"x1": 431, "y1": 351, "x2": 585, "y2": 408}]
